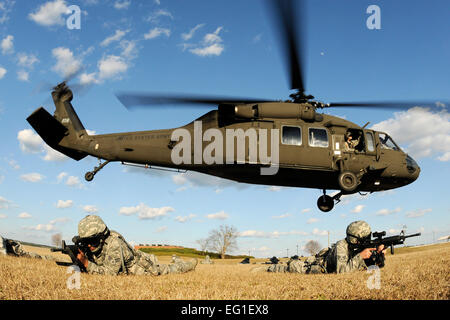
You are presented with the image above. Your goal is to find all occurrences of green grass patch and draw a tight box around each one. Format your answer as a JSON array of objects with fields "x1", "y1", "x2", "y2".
[{"x1": 138, "y1": 247, "x2": 252, "y2": 260}]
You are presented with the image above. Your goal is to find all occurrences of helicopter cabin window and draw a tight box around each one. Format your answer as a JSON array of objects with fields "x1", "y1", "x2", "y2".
[
  {"x1": 365, "y1": 132, "x2": 375, "y2": 152},
  {"x1": 308, "y1": 128, "x2": 329, "y2": 148},
  {"x1": 379, "y1": 133, "x2": 400, "y2": 151},
  {"x1": 282, "y1": 126, "x2": 302, "y2": 146}
]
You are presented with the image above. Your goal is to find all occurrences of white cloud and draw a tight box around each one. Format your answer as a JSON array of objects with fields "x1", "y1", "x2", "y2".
[
  {"x1": 28, "y1": 0, "x2": 70, "y2": 27},
  {"x1": 1, "y1": 35, "x2": 13, "y2": 54},
  {"x1": 144, "y1": 27, "x2": 170, "y2": 40},
  {"x1": 113, "y1": 0, "x2": 130, "y2": 10},
  {"x1": 57, "y1": 172, "x2": 68, "y2": 183},
  {"x1": 20, "y1": 173, "x2": 44, "y2": 183},
  {"x1": 147, "y1": 9, "x2": 173, "y2": 23},
  {"x1": 8, "y1": 159, "x2": 20, "y2": 170},
  {"x1": 351, "y1": 205, "x2": 365, "y2": 214},
  {"x1": 301, "y1": 208, "x2": 312, "y2": 213},
  {"x1": 18, "y1": 129, "x2": 43, "y2": 153},
  {"x1": 171, "y1": 171, "x2": 241, "y2": 190},
  {"x1": 18, "y1": 212, "x2": 32, "y2": 219},
  {"x1": 24, "y1": 224, "x2": 55, "y2": 232},
  {"x1": 49, "y1": 217, "x2": 70, "y2": 224},
  {"x1": 17, "y1": 70, "x2": 29, "y2": 82},
  {"x1": 24, "y1": 217, "x2": 69, "y2": 233},
  {"x1": 188, "y1": 26, "x2": 225, "y2": 57},
  {"x1": 52, "y1": 47, "x2": 82, "y2": 78},
  {"x1": 406, "y1": 208, "x2": 432, "y2": 218},
  {"x1": 82, "y1": 205, "x2": 99, "y2": 213},
  {"x1": 155, "y1": 226, "x2": 167, "y2": 233},
  {"x1": 66, "y1": 175, "x2": 82, "y2": 188},
  {"x1": 120, "y1": 40, "x2": 137, "y2": 59},
  {"x1": 0, "y1": 0, "x2": 15, "y2": 24},
  {"x1": 100, "y1": 29, "x2": 128, "y2": 47},
  {"x1": 79, "y1": 72, "x2": 99, "y2": 86},
  {"x1": 239, "y1": 230, "x2": 308, "y2": 238},
  {"x1": 376, "y1": 207, "x2": 401, "y2": 216},
  {"x1": 119, "y1": 203, "x2": 174, "y2": 220},
  {"x1": 174, "y1": 214, "x2": 196, "y2": 223},
  {"x1": 0, "y1": 214, "x2": 7, "y2": 219},
  {"x1": 371, "y1": 107, "x2": 450, "y2": 161},
  {"x1": 43, "y1": 145, "x2": 68, "y2": 162},
  {"x1": 190, "y1": 43, "x2": 224, "y2": 57},
  {"x1": 307, "y1": 218, "x2": 319, "y2": 224},
  {"x1": 18, "y1": 129, "x2": 68, "y2": 161},
  {"x1": 98, "y1": 55, "x2": 128, "y2": 80},
  {"x1": 206, "y1": 210, "x2": 229, "y2": 220},
  {"x1": 56, "y1": 200, "x2": 73, "y2": 209},
  {"x1": 181, "y1": 24, "x2": 205, "y2": 41},
  {"x1": 17, "y1": 53, "x2": 39, "y2": 68},
  {"x1": 0, "y1": 196, "x2": 13, "y2": 209},
  {"x1": 272, "y1": 213, "x2": 291, "y2": 219},
  {"x1": 0, "y1": 66, "x2": 6, "y2": 79},
  {"x1": 267, "y1": 186, "x2": 282, "y2": 192},
  {"x1": 312, "y1": 228, "x2": 328, "y2": 236}
]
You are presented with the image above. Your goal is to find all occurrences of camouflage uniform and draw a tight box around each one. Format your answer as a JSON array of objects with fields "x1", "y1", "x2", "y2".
[
  {"x1": 78, "y1": 215, "x2": 197, "y2": 276},
  {"x1": 267, "y1": 221, "x2": 371, "y2": 274},
  {"x1": 200, "y1": 255, "x2": 213, "y2": 264},
  {"x1": 0, "y1": 235, "x2": 53, "y2": 260},
  {"x1": 0, "y1": 235, "x2": 7, "y2": 255}
]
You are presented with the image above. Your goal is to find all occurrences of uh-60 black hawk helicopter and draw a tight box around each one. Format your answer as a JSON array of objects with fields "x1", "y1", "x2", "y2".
[{"x1": 28, "y1": 0, "x2": 441, "y2": 213}]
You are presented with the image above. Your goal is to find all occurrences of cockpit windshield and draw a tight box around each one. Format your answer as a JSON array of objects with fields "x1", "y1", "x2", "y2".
[{"x1": 378, "y1": 133, "x2": 401, "y2": 151}]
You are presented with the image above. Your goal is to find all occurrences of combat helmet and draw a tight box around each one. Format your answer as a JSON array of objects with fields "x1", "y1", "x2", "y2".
[
  {"x1": 346, "y1": 221, "x2": 371, "y2": 245},
  {"x1": 78, "y1": 215, "x2": 110, "y2": 252}
]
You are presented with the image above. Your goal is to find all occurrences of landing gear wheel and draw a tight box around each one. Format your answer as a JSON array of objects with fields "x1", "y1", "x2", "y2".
[
  {"x1": 85, "y1": 172, "x2": 94, "y2": 182},
  {"x1": 338, "y1": 171, "x2": 358, "y2": 192},
  {"x1": 84, "y1": 159, "x2": 111, "y2": 182},
  {"x1": 317, "y1": 195, "x2": 334, "y2": 212}
]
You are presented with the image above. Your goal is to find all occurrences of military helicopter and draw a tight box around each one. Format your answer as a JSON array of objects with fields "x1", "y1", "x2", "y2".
[{"x1": 27, "y1": 0, "x2": 443, "y2": 212}]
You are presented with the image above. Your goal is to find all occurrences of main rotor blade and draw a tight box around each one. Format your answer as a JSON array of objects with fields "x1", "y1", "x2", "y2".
[
  {"x1": 326, "y1": 100, "x2": 449, "y2": 110},
  {"x1": 116, "y1": 93, "x2": 274, "y2": 109},
  {"x1": 269, "y1": 0, "x2": 306, "y2": 93}
]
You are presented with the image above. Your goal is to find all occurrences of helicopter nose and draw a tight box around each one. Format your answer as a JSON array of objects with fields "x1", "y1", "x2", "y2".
[{"x1": 406, "y1": 155, "x2": 420, "y2": 182}]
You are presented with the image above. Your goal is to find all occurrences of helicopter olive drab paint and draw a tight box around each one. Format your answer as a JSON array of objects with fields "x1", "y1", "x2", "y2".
[{"x1": 26, "y1": 0, "x2": 437, "y2": 212}]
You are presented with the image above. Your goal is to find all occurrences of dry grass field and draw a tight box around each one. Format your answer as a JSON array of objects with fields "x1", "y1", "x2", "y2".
[{"x1": 0, "y1": 243, "x2": 449, "y2": 300}]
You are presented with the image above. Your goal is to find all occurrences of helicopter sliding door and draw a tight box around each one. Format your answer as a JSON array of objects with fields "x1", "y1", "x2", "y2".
[
  {"x1": 304, "y1": 126, "x2": 332, "y2": 169},
  {"x1": 278, "y1": 123, "x2": 306, "y2": 166}
]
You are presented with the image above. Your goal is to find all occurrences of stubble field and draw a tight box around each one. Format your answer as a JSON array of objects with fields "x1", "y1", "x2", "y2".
[{"x1": 0, "y1": 243, "x2": 449, "y2": 300}]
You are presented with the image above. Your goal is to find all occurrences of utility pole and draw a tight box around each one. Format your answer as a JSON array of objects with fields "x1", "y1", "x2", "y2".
[
  {"x1": 296, "y1": 244, "x2": 299, "y2": 256},
  {"x1": 286, "y1": 248, "x2": 289, "y2": 258},
  {"x1": 328, "y1": 231, "x2": 330, "y2": 248}
]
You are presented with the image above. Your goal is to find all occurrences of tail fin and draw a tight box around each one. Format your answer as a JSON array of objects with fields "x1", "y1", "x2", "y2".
[{"x1": 26, "y1": 82, "x2": 88, "y2": 161}]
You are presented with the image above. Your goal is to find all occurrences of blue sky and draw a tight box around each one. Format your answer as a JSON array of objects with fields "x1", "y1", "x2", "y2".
[{"x1": 0, "y1": 0, "x2": 449, "y2": 258}]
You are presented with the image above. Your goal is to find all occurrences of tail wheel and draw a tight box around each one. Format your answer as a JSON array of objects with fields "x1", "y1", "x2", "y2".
[
  {"x1": 317, "y1": 195, "x2": 334, "y2": 212},
  {"x1": 338, "y1": 171, "x2": 359, "y2": 192}
]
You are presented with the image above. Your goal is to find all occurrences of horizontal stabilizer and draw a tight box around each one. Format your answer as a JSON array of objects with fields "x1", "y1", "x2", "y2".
[{"x1": 26, "y1": 107, "x2": 87, "y2": 161}]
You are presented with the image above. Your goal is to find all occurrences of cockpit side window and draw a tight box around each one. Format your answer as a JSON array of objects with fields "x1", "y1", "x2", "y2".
[
  {"x1": 365, "y1": 132, "x2": 375, "y2": 152},
  {"x1": 378, "y1": 133, "x2": 400, "y2": 151}
]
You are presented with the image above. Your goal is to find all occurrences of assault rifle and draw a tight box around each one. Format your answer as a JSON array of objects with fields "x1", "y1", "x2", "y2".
[
  {"x1": 51, "y1": 236, "x2": 90, "y2": 272},
  {"x1": 358, "y1": 230, "x2": 421, "y2": 268}
]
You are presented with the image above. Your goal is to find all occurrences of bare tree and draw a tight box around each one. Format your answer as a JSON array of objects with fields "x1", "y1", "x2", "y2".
[
  {"x1": 207, "y1": 225, "x2": 239, "y2": 259},
  {"x1": 196, "y1": 238, "x2": 210, "y2": 255},
  {"x1": 305, "y1": 240, "x2": 321, "y2": 256},
  {"x1": 51, "y1": 233, "x2": 62, "y2": 247}
]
